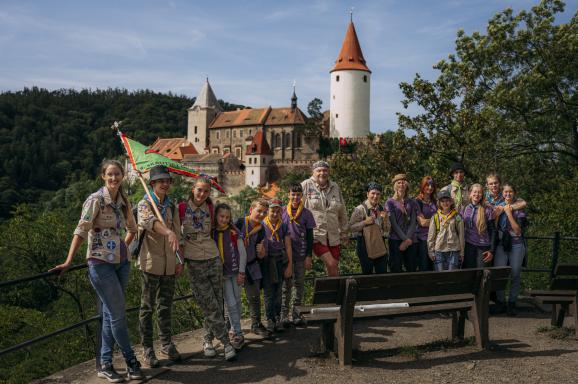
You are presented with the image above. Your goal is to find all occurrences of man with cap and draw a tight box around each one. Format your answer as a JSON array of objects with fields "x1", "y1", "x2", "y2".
[
  {"x1": 440, "y1": 162, "x2": 470, "y2": 211},
  {"x1": 137, "y1": 165, "x2": 183, "y2": 367},
  {"x1": 301, "y1": 161, "x2": 349, "y2": 277}
]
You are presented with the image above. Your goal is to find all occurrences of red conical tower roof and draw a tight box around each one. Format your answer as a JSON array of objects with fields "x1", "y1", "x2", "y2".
[{"x1": 331, "y1": 21, "x2": 371, "y2": 73}]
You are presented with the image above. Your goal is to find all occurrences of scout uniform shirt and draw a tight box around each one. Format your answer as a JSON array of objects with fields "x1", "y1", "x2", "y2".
[
  {"x1": 137, "y1": 196, "x2": 182, "y2": 275},
  {"x1": 301, "y1": 177, "x2": 348, "y2": 246},
  {"x1": 349, "y1": 200, "x2": 390, "y2": 238},
  {"x1": 281, "y1": 204, "x2": 316, "y2": 261},
  {"x1": 213, "y1": 226, "x2": 247, "y2": 277},
  {"x1": 427, "y1": 210, "x2": 465, "y2": 257},
  {"x1": 181, "y1": 200, "x2": 219, "y2": 261},
  {"x1": 235, "y1": 217, "x2": 265, "y2": 283},
  {"x1": 74, "y1": 187, "x2": 137, "y2": 264}
]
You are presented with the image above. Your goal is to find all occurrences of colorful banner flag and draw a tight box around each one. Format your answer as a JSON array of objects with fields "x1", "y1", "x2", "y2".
[{"x1": 119, "y1": 132, "x2": 226, "y2": 194}]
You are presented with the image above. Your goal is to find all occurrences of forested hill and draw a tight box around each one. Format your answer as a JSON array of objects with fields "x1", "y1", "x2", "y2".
[{"x1": 0, "y1": 87, "x2": 243, "y2": 219}]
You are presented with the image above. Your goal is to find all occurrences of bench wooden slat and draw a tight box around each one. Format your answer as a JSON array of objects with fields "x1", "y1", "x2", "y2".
[
  {"x1": 536, "y1": 296, "x2": 575, "y2": 305},
  {"x1": 555, "y1": 264, "x2": 578, "y2": 276},
  {"x1": 528, "y1": 290, "x2": 576, "y2": 297},
  {"x1": 303, "y1": 300, "x2": 475, "y2": 323}
]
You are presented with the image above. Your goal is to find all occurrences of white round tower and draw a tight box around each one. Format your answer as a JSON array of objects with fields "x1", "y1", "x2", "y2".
[{"x1": 329, "y1": 20, "x2": 371, "y2": 138}]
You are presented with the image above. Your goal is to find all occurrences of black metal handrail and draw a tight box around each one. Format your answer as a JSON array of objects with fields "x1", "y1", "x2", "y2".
[{"x1": 0, "y1": 232, "x2": 576, "y2": 365}]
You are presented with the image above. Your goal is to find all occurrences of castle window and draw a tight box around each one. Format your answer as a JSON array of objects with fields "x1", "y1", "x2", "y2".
[
  {"x1": 295, "y1": 134, "x2": 302, "y2": 148},
  {"x1": 262, "y1": 158, "x2": 265, "y2": 164},
  {"x1": 336, "y1": 114, "x2": 339, "y2": 118},
  {"x1": 275, "y1": 133, "x2": 281, "y2": 148},
  {"x1": 212, "y1": 148, "x2": 219, "y2": 154},
  {"x1": 233, "y1": 130, "x2": 237, "y2": 138},
  {"x1": 240, "y1": 130, "x2": 243, "y2": 138},
  {"x1": 252, "y1": 170, "x2": 254, "y2": 175},
  {"x1": 216, "y1": 132, "x2": 220, "y2": 139},
  {"x1": 249, "y1": 158, "x2": 252, "y2": 164},
  {"x1": 336, "y1": 75, "x2": 340, "y2": 82},
  {"x1": 235, "y1": 147, "x2": 241, "y2": 158},
  {"x1": 283, "y1": 133, "x2": 291, "y2": 148},
  {"x1": 363, "y1": 75, "x2": 367, "y2": 82},
  {"x1": 226, "y1": 131, "x2": 230, "y2": 138},
  {"x1": 194, "y1": 126, "x2": 198, "y2": 134}
]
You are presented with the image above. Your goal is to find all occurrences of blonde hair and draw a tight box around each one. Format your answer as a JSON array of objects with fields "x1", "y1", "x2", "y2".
[
  {"x1": 392, "y1": 180, "x2": 409, "y2": 215},
  {"x1": 250, "y1": 198, "x2": 270, "y2": 210},
  {"x1": 470, "y1": 183, "x2": 487, "y2": 235}
]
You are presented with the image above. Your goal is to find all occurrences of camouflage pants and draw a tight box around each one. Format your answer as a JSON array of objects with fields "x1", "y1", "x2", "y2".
[
  {"x1": 187, "y1": 257, "x2": 229, "y2": 346},
  {"x1": 139, "y1": 271, "x2": 176, "y2": 349},
  {"x1": 281, "y1": 259, "x2": 306, "y2": 319}
]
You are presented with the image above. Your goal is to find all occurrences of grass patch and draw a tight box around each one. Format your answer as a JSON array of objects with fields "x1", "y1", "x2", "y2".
[
  {"x1": 394, "y1": 337, "x2": 475, "y2": 360},
  {"x1": 536, "y1": 325, "x2": 575, "y2": 339}
]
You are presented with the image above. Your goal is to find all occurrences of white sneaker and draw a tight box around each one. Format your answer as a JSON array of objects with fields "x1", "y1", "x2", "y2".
[
  {"x1": 203, "y1": 341, "x2": 216, "y2": 358},
  {"x1": 224, "y1": 344, "x2": 236, "y2": 361}
]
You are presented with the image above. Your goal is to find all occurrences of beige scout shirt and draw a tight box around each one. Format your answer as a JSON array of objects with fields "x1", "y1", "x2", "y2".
[
  {"x1": 137, "y1": 198, "x2": 182, "y2": 276},
  {"x1": 74, "y1": 187, "x2": 137, "y2": 264},
  {"x1": 349, "y1": 200, "x2": 391, "y2": 237},
  {"x1": 427, "y1": 212, "x2": 465, "y2": 257},
  {"x1": 301, "y1": 177, "x2": 348, "y2": 247},
  {"x1": 181, "y1": 200, "x2": 219, "y2": 261}
]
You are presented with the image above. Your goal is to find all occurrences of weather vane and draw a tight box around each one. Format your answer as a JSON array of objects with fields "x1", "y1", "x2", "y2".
[{"x1": 349, "y1": 6, "x2": 354, "y2": 22}]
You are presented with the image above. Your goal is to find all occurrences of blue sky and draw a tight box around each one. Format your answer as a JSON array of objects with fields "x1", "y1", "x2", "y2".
[{"x1": 0, "y1": 0, "x2": 574, "y2": 132}]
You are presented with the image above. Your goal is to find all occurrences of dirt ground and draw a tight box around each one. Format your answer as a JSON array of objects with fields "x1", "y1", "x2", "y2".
[{"x1": 39, "y1": 299, "x2": 578, "y2": 384}]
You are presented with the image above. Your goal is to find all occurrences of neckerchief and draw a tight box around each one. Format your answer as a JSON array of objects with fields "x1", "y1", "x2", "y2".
[
  {"x1": 287, "y1": 200, "x2": 304, "y2": 224},
  {"x1": 145, "y1": 190, "x2": 170, "y2": 221},
  {"x1": 364, "y1": 200, "x2": 380, "y2": 218},
  {"x1": 437, "y1": 209, "x2": 458, "y2": 227},
  {"x1": 463, "y1": 204, "x2": 476, "y2": 229},
  {"x1": 215, "y1": 224, "x2": 229, "y2": 262},
  {"x1": 485, "y1": 191, "x2": 504, "y2": 207},
  {"x1": 451, "y1": 180, "x2": 466, "y2": 207},
  {"x1": 264, "y1": 216, "x2": 281, "y2": 242},
  {"x1": 100, "y1": 187, "x2": 122, "y2": 230},
  {"x1": 244, "y1": 216, "x2": 262, "y2": 247}
]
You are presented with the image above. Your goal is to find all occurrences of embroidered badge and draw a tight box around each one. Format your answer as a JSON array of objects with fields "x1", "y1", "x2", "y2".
[
  {"x1": 102, "y1": 229, "x2": 111, "y2": 238},
  {"x1": 91, "y1": 252, "x2": 102, "y2": 258},
  {"x1": 106, "y1": 253, "x2": 115, "y2": 262},
  {"x1": 106, "y1": 240, "x2": 116, "y2": 250}
]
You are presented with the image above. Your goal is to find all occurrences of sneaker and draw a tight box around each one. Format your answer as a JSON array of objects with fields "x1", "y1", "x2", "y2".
[
  {"x1": 281, "y1": 316, "x2": 292, "y2": 329},
  {"x1": 126, "y1": 357, "x2": 144, "y2": 381},
  {"x1": 224, "y1": 344, "x2": 237, "y2": 361},
  {"x1": 231, "y1": 335, "x2": 245, "y2": 350},
  {"x1": 160, "y1": 343, "x2": 182, "y2": 362},
  {"x1": 228, "y1": 329, "x2": 236, "y2": 341},
  {"x1": 292, "y1": 315, "x2": 305, "y2": 327},
  {"x1": 266, "y1": 319, "x2": 275, "y2": 334},
  {"x1": 251, "y1": 323, "x2": 268, "y2": 337},
  {"x1": 141, "y1": 347, "x2": 159, "y2": 368},
  {"x1": 203, "y1": 341, "x2": 217, "y2": 358},
  {"x1": 97, "y1": 362, "x2": 124, "y2": 383}
]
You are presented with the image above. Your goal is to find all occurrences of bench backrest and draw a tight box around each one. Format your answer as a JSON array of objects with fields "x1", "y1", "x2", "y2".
[
  {"x1": 551, "y1": 264, "x2": 578, "y2": 290},
  {"x1": 312, "y1": 267, "x2": 511, "y2": 305}
]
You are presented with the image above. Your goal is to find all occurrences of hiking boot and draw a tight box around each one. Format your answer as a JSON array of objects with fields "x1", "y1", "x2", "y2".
[
  {"x1": 280, "y1": 315, "x2": 292, "y2": 329},
  {"x1": 228, "y1": 329, "x2": 236, "y2": 341},
  {"x1": 507, "y1": 302, "x2": 517, "y2": 316},
  {"x1": 141, "y1": 347, "x2": 159, "y2": 368},
  {"x1": 160, "y1": 343, "x2": 182, "y2": 362},
  {"x1": 203, "y1": 341, "x2": 216, "y2": 358},
  {"x1": 251, "y1": 323, "x2": 268, "y2": 337},
  {"x1": 292, "y1": 315, "x2": 305, "y2": 327},
  {"x1": 490, "y1": 301, "x2": 506, "y2": 315},
  {"x1": 224, "y1": 344, "x2": 237, "y2": 361},
  {"x1": 125, "y1": 357, "x2": 144, "y2": 381},
  {"x1": 97, "y1": 362, "x2": 124, "y2": 383},
  {"x1": 231, "y1": 335, "x2": 245, "y2": 350}
]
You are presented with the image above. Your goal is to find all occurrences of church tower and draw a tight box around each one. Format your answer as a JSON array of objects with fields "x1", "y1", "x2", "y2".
[
  {"x1": 187, "y1": 78, "x2": 223, "y2": 153},
  {"x1": 329, "y1": 18, "x2": 371, "y2": 138}
]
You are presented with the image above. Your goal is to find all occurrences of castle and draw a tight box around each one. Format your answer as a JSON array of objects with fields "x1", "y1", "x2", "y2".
[{"x1": 146, "y1": 19, "x2": 371, "y2": 194}]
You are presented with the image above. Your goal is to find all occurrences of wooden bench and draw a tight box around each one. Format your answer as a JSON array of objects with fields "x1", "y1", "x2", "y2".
[
  {"x1": 297, "y1": 267, "x2": 511, "y2": 367},
  {"x1": 528, "y1": 264, "x2": 578, "y2": 335}
]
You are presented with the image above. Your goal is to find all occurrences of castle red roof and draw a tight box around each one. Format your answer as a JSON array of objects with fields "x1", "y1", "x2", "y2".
[
  {"x1": 331, "y1": 22, "x2": 371, "y2": 73},
  {"x1": 246, "y1": 130, "x2": 272, "y2": 156},
  {"x1": 148, "y1": 138, "x2": 198, "y2": 161}
]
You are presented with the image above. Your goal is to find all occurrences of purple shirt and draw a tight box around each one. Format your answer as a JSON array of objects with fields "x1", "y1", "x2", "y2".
[
  {"x1": 282, "y1": 206, "x2": 316, "y2": 261},
  {"x1": 415, "y1": 199, "x2": 437, "y2": 241},
  {"x1": 461, "y1": 204, "x2": 494, "y2": 247},
  {"x1": 386, "y1": 198, "x2": 417, "y2": 241},
  {"x1": 264, "y1": 220, "x2": 289, "y2": 253},
  {"x1": 497, "y1": 208, "x2": 527, "y2": 245},
  {"x1": 235, "y1": 218, "x2": 264, "y2": 281},
  {"x1": 213, "y1": 228, "x2": 240, "y2": 277}
]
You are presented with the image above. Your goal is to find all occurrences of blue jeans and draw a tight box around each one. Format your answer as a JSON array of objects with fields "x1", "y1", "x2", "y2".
[
  {"x1": 434, "y1": 251, "x2": 461, "y2": 271},
  {"x1": 262, "y1": 256, "x2": 287, "y2": 322},
  {"x1": 88, "y1": 260, "x2": 135, "y2": 365},
  {"x1": 494, "y1": 243, "x2": 525, "y2": 303},
  {"x1": 223, "y1": 275, "x2": 243, "y2": 337}
]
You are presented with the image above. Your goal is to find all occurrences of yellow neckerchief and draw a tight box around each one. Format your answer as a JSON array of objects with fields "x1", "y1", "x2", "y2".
[
  {"x1": 244, "y1": 216, "x2": 262, "y2": 247},
  {"x1": 437, "y1": 208, "x2": 458, "y2": 227},
  {"x1": 286, "y1": 200, "x2": 304, "y2": 224},
  {"x1": 264, "y1": 216, "x2": 282, "y2": 242},
  {"x1": 216, "y1": 224, "x2": 229, "y2": 262}
]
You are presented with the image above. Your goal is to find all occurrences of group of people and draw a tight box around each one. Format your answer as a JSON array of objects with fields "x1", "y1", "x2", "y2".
[{"x1": 49, "y1": 159, "x2": 528, "y2": 383}]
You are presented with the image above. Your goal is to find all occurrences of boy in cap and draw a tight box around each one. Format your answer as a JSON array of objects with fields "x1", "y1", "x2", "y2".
[
  {"x1": 137, "y1": 165, "x2": 183, "y2": 367},
  {"x1": 281, "y1": 183, "x2": 316, "y2": 327},
  {"x1": 262, "y1": 199, "x2": 292, "y2": 334},
  {"x1": 301, "y1": 161, "x2": 348, "y2": 277},
  {"x1": 441, "y1": 162, "x2": 470, "y2": 211}
]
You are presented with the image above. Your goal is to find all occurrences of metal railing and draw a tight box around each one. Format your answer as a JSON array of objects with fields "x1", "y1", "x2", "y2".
[{"x1": 0, "y1": 231, "x2": 576, "y2": 370}]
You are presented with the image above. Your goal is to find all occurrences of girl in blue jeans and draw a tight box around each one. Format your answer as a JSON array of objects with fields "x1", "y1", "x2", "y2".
[
  {"x1": 494, "y1": 183, "x2": 527, "y2": 316},
  {"x1": 50, "y1": 159, "x2": 142, "y2": 383}
]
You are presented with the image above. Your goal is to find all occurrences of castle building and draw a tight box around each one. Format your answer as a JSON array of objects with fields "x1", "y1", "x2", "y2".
[{"x1": 329, "y1": 19, "x2": 371, "y2": 138}]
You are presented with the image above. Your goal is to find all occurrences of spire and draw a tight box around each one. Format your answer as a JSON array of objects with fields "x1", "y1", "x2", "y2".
[
  {"x1": 192, "y1": 77, "x2": 223, "y2": 111},
  {"x1": 331, "y1": 20, "x2": 371, "y2": 73},
  {"x1": 291, "y1": 80, "x2": 297, "y2": 111}
]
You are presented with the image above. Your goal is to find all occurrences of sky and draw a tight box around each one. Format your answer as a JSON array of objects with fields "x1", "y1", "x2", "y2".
[{"x1": 0, "y1": 0, "x2": 575, "y2": 132}]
